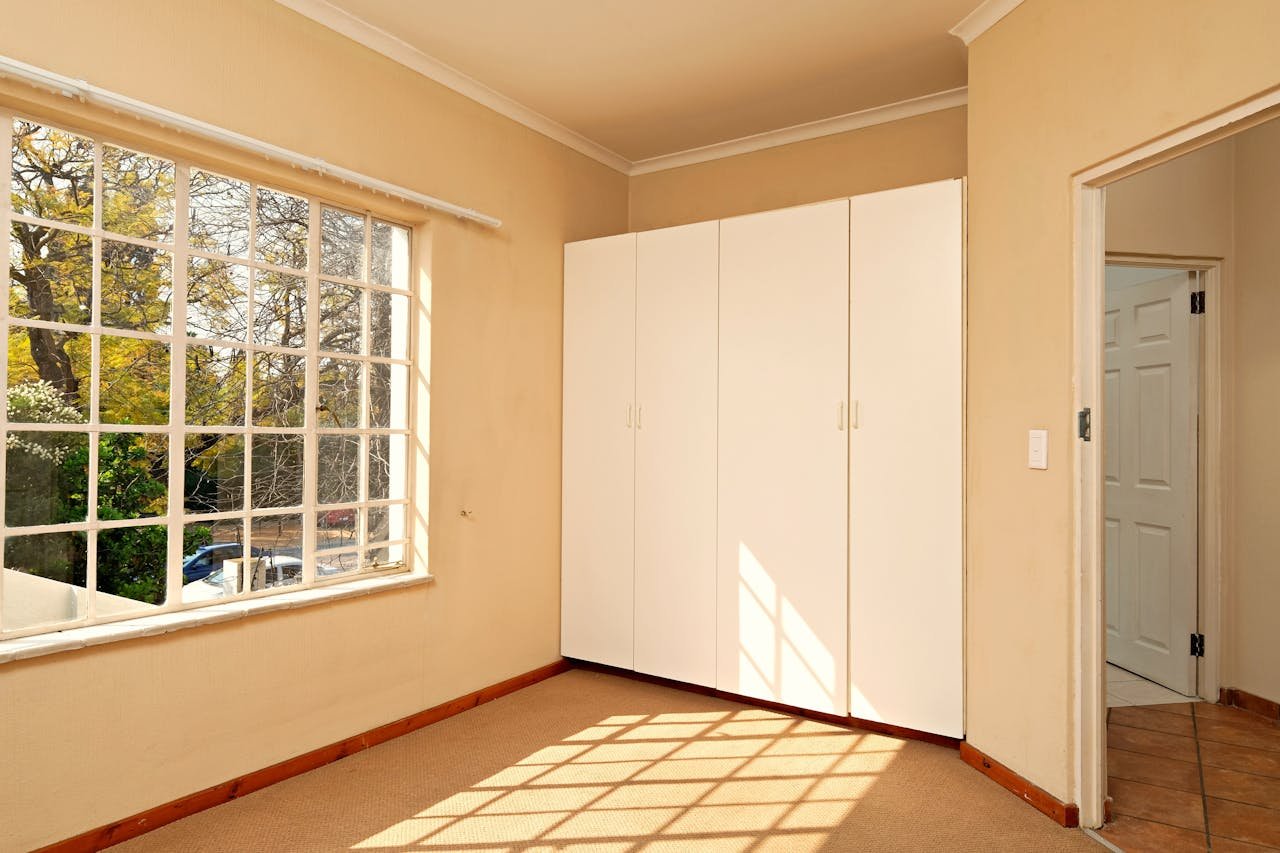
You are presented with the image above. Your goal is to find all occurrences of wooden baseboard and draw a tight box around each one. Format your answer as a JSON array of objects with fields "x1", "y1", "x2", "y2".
[
  {"x1": 36, "y1": 659, "x2": 571, "y2": 853},
  {"x1": 566, "y1": 658, "x2": 963, "y2": 750},
  {"x1": 1220, "y1": 686, "x2": 1280, "y2": 722},
  {"x1": 959, "y1": 742, "x2": 1080, "y2": 828}
]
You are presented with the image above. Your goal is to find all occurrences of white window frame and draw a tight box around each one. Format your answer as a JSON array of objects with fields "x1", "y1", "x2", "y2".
[{"x1": 0, "y1": 108, "x2": 416, "y2": 641}]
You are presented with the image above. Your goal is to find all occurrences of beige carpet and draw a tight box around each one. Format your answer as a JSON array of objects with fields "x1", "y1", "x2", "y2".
[{"x1": 115, "y1": 669, "x2": 1102, "y2": 852}]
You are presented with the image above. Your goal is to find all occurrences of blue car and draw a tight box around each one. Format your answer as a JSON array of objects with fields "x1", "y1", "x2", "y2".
[{"x1": 182, "y1": 543, "x2": 263, "y2": 583}]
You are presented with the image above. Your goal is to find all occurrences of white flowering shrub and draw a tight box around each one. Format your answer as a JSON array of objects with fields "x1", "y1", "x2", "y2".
[{"x1": 6, "y1": 381, "x2": 85, "y2": 463}]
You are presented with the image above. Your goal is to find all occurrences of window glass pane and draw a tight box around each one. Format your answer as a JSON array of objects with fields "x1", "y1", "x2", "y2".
[
  {"x1": 366, "y1": 503, "x2": 405, "y2": 545},
  {"x1": 319, "y1": 280, "x2": 362, "y2": 355},
  {"x1": 10, "y1": 119, "x2": 93, "y2": 226},
  {"x1": 368, "y1": 435, "x2": 408, "y2": 501},
  {"x1": 97, "y1": 433, "x2": 167, "y2": 520},
  {"x1": 97, "y1": 525, "x2": 167, "y2": 610},
  {"x1": 248, "y1": 514, "x2": 303, "y2": 591},
  {"x1": 368, "y1": 290, "x2": 409, "y2": 359},
  {"x1": 9, "y1": 224, "x2": 94, "y2": 326},
  {"x1": 252, "y1": 351, "x2": 307, "y2": 427},
  {"x1": 250, "y1": 435, "x2": 303, "y2": 508},
  {"x1": 186, "y1": 257, "x2": 248, "y2": 341},
  {"x1": 99, "y1": 337, "x2": 169, "y2": 425},
  {"x1": 102, "y1": 145, "x2": 175, "y2": 242},
  {"x1": 370, "y1": 220, "x2": 410, "y2": 289},
  {"x1": 316, "y1": 506, "x2": 358, "y2": 551},
  {"x1": 317, "y1": 434, "x2": 360, "y2": 505},
  {"x1": 186, "y1": 345, "x2": 246, "y2": 426},
  {"x1": 189, "y1": 170, "x2": 250, "y2": 258},
  {"x1": 101, "y1": 240, "x2": 172, "y2": 334},
  {"x1": 181, "y1": 519, "x2": 247, "y2": 602},
  {"x1": 184, "y1": 434, "x2": 244, "y2": 514},
  {"x1": 318, "y1": 550, "x2": 360, "y2": 579},
  {"x1": 255, "y1": 187, "x2": 309, "y2": 270},
  {"x1": 365, "y1": 542, "x2": 405, "y2": 570},
  {"x1": 6, "y1": 363, "x2": 88, "y2": 426},
  {"x1": 369, "y1": 363, "x2": 408, "y2": 429},
  {"x1": 3, "y1": 531, "x2": 88, "y2": 629},
  {"x1": 253, "y1": 270, "x2": 306, "y2": 348},
  {"x1": 318, "y1": 358, "x2": 361, "y2": 428},
  {"x1": 5, "y1": 430, "x2": 89, "y2": 526},
  {"x1": 320, "y1": 207, "x2": 364, "y2": 280}
]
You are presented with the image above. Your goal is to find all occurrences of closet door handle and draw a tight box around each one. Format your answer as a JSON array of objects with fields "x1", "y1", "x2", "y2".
[
  {"x1": 637, "y1": 405, "x2": 643, "y2": 429},
  {"x1": 838, "y1": 401, "x2": 845, "y2": 431},
  {"x1": 627, "y1": 404, "x2": 632, "y2": 428},
  {"x1": 851, "y1": 400, "x2": 859, "y2": 430}
]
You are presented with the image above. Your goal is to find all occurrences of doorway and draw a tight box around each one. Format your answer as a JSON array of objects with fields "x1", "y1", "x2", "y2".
[{"x1": 1102, "y1": 259, "x2": 1206, "y2": 703}]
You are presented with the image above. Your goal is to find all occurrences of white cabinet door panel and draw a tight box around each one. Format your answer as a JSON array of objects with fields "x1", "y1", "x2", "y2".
[
  {"x1": 849, "y1": 179, "x2": 964, "y2": 738},
  {"x1": 717, "y1": 201, "x2": 850, "y2": 716},
  {"x1": 562, "y1": 234, "x2": 636, "y2": 669},
  {"x1": 634, "y1": 221, "x2": 719, "y2": 687}
]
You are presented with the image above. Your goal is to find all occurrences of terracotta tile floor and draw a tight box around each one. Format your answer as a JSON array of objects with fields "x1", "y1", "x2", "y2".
[{"x1": 1100, "y1": 700, "x2": 1280, "y2": 852}]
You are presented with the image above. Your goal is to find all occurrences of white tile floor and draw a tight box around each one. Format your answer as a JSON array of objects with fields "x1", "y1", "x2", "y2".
[{"x1": 1106, "y1": 662, "x2": 1201, "y2": 707}]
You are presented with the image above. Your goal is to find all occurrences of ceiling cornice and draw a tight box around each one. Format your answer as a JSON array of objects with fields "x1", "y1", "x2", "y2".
[
  {"x1": 949, "y1": 0, "x2": 1025, "y2": 45},
  {"x1": 628, "y1": 87, "x2": 968, "y2": 176},
  {"x1": 275, "y1": 0, "x2": 634, "y2": 173},
  {"x1": 278, "y1": 0, "x2": 969, "y2": 177}
]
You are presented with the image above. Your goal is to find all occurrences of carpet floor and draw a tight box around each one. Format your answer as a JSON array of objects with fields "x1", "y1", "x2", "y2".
[{"x1": 114, "y1": 669, "x2": 1103, "y2": 852}]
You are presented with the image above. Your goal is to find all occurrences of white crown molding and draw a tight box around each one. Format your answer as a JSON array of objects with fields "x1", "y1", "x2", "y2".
[
  {"x1": 949, "y1": 0, "x2": 1025, "y2": 45},
  {"x1": 627, "y1": 87, "x2": 968, "y2": 176},
  {"x1": 278, "y1": 0, "x2": 968, "y2": 178},
  {"x1": 275, "y1": 0, "x2": 633, "y2": 174}
]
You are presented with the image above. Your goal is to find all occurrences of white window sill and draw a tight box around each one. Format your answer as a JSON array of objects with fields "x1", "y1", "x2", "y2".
[{"x1": 0, "y1": 571, "x2": 433, "y2": 665}]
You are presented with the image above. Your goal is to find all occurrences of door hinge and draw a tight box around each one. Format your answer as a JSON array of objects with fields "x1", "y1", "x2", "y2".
[
  {"x1": 1078, "y1": 407, "x2": 1092, "y2": 442},
  {"x1": 1191, "y1": 291, "x2": 1206, "y2": 314},
  {"x1": 1191, "y1": 633, "x2": 1205, "y2": 657}
]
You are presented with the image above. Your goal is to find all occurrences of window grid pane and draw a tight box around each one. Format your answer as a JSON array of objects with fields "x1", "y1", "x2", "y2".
[{"x1": 1, "y1": 111, "x2": 414, "y2": 637}]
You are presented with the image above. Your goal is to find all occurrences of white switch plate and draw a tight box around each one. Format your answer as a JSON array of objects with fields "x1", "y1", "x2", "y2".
[{"x1": 1028, "y1": 429, "x2": 1048, "y2": 470}]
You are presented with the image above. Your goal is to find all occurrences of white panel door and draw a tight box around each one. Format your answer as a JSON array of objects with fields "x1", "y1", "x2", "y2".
[
  {"x1": 849, "y1": 180, "x2": 964, "y2": 738},
  {"x1": 1104, "y1": 269, "x2": 1198, "y2": 695},
  {"x1": 634, "y1": 221, "x2": 719, "y2": 687},
  {"x1": 718, "y1": 200, "x2": 850, "y2": 716},
  {"x1": 562, "y1": 234, "x2": 636, "y2": 669}
]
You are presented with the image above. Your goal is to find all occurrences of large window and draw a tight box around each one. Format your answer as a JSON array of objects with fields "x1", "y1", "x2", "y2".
[{"x1": 1, "y1": 113, "x2": 413, "y2": 638}]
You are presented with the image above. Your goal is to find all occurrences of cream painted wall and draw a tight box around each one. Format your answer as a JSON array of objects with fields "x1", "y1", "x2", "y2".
[
  {"x1": 627, "y1": 107, "x2": 967, "y2": 231},
  {"x1": 967, "y1": 0, "x2": 1280, "y2": 805},
  {"x1": 1230, "y1": 118, "x2": 1280, "y2": 706},
  {"x1": 0, "y1": 2, "x2": 628, "y2": 850}
]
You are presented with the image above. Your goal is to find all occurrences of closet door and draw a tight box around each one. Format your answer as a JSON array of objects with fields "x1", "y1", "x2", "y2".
[
  {"x1": 849, "y1": 179, "x2": 963, "y2": 737},
  {"x1": 718, "y1": 200, "x2": 850, "y2": 715},
  {"x1": 562, "y1": 233, "x2": 636, "y2": 669},
  {"x1": 634, "y1": 221, "x2": 719, "y2": 687}
]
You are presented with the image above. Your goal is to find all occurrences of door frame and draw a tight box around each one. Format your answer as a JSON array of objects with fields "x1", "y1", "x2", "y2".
[
  {"x1": 1102, "y1": 253, "x2": 1219, "y2": 700},
  {"x1": 1072, "y1": 88, "x2": 1280, "y2": 829}
]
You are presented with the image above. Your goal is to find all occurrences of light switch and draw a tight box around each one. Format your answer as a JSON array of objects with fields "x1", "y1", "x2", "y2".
[{"x1": 1028, "y1": 429, "x2": 1048, "y2": 470}]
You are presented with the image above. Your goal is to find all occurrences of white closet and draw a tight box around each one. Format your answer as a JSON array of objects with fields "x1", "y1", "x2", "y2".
[
  {"x1": 562, "y1": 179, "x2": 964, "y2": 737},
  {"x1": 849, "y1": 180, "x2": 964, "y2": 737},
  {"x1": 561, "y1": 233, "x2": 636, "y2": 669},
  {"x1": 717, "y1": 200, "x2": 851, "y2": 716},
  {"x1": 561, "y1": 223, "x2": 720, "y2": 685}
]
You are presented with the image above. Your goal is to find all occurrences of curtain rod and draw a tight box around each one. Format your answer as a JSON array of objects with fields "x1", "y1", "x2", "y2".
[{"x1": 0, "y1": 54, "x2": 502, "y2": 229}]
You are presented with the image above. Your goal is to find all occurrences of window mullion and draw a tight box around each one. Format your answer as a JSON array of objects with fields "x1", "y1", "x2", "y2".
[
  {"x1": 85, "y1": 137, "x2": 104, "y2": 624},
  {"x1": 302, "y1": 202, "x2": 320, "y2": 587},
  {"x1": 0, "y1": 111, "x2": 11, "y2": 632},
  {"x1": 167, "y1": 164, "x2": 191, "y2": 610}
]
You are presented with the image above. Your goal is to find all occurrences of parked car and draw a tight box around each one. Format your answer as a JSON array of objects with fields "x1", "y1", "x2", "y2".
[
  {"x1": 182, "y1": 543, "x2": 263, "y2": 583},
  {"x1": 182, "y1": 554, "x2": 347, "y2": 602}
]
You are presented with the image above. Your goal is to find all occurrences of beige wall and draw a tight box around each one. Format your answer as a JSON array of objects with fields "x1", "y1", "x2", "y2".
[
  {"x1": 0, "y1": 2, "x2": 628, "y2": 850},
  {"x1": 628, "y1": 107, "x2": 966, "y2": 231},
  {"x1": 967, "y1": 0, "x2": 1280, "y2": 805},
  {"x1": 1230, "y1": 119, "x2": 1280, "y2": 705}
]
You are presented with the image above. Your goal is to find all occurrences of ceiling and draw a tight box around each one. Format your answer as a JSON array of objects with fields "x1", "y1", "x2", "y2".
[{"x1": 285, "y1": 0, "x2": 985, "y2": 168}]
